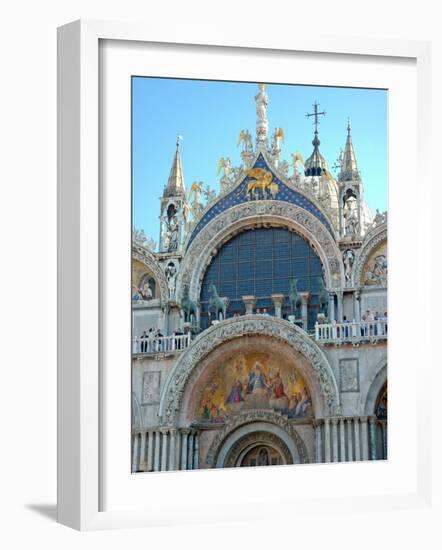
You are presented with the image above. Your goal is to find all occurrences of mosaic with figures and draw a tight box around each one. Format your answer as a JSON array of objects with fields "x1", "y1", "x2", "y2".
[{"x1": 196, "y1": 351, "x2": 313, "y2": 423}]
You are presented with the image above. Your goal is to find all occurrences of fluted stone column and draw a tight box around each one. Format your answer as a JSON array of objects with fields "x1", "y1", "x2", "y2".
[
  {"x1": 299, "y1": 292, "x2": 310, "y2": 331},
  {"x1": 354, "y1": 418, "x2": 361, "y2": 461},
  {"x1": 161, "y1": 429, "x2": 169, "y2": 471},
  {"x1": 132, "y1": 433, "x2": 139, "y2": 472},
  {"x1": 324, "y1": 418, "x2": 331, "y2": 463},
  {"x1": 169, "y1": 429, "x2": 177, "y2": 470},
  {"x1": 242, "y1": 295, "x2": 256, "y2": 315},
  {"x1": 360, "y1": 417, "x2": 369, "y2": 461},
  {"x1": 347, "y1": 419, "x2": 354, "y2": 462},
  {"x1": 180, "y1": 429, "x2": 190, "y2": 470},
  {"x1": 369, "y1": 417, "x2": 377, "y2": 460},
  {"x1": 154, "y1": 430, "x2": 161, "y2": 471},
  {"x1": 271, "y1": 294, "x2": 285, "y2": 318},
  {"x1": 331, "y1": 418, "x2": 339, "y2": 462},
  {"x1": 139, "y1": 431, "x2": 147, "y2": 471},
  {"x1": 339, "y1": 419, "x2": 346, "y2": 462},
  {"x1": 193, "y1": 431, "x2": 200, "y2": 469}
]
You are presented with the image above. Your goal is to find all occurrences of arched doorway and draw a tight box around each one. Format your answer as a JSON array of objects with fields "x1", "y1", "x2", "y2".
[{"x1": 223, "y1": 430, "x2": 294, "y2": 468}]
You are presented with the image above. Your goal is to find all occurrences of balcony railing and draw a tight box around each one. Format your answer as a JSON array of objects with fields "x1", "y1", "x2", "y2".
[
  {"x1": 315, "y1": 320, "x2": 388, "y2": 344},
  {"x1": 132, "y1": 333, "x2": 192, "y2": 355}
]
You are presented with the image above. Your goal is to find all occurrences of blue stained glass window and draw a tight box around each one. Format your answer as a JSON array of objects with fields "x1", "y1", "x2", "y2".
[{"x1": 199, "y1": 227, "x2": 324, "y2": 330}]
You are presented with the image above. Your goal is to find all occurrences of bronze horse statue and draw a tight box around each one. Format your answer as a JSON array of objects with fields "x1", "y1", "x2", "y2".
[
  {"x1": 208, "y1": 284, "x2": 227, "y2": 321},
  {"x1": 288, "y1": 278, "x2": 302, "y2": 317},
  {"x1": 181, "y1": 287, "x2": 198, "y2": 325}
]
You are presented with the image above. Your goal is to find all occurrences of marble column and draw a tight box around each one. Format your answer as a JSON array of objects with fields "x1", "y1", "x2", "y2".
[
  {"x1": 147, "y1": 431, "x2": 154, "y2": 472},
  {"x1": 139, "y1": 431, "x2": 147, "y2": 471},
  {"x1": 193, "y1": 431, "x2": 200, "y2": 469},
  {"x1": 369, "y1": 417, "x2": 377, "y2": 460},
  {"x1": 242, "y1": 295, "x2": 256, "y2": 315},
  {"x1": 169, "y1": 429, "x2": 177, "y2": 470},
  {"x1": 328, "y1": 293, "x2": 335, "y2": 322},
  {"x1": 354, "y1": 418, "x2": 361, "y2": 461},
  {"x1": 381, "y1": 422, "x2": 388, "y2": 460},
  {"x1": 271, "y1": 294, "x2": 285, "y2": 318},
  {"x1": 353, "y1": 290, "x2": 361, "y2": 322},
  {"x1": 187, "y1": 432, "x2": 195, "y2": 470},
  {"x1": 339, "y1": 419, "x2": 346, "y2": 462},
  {"x1": 132, "y1": 433, "x2": 139, "y2": 472},
  {"x1": 161, "y1": 429, "x2": 169, "y2": 471},
  {"x1": 347, "y1": 419, "x2": 354, "y2": 462},
  {"x1": 180, "y1": 429, "x2": 190, "y2": 470},
  {"x1": 154, "y1": 430, "x2": 161, "y2": 471},
  {"x1": 360, "y1": 417, "x2": 369, "y2": 461},
  {"x1": 336, "y1": 291, "x2": 343, "y2": 323},
  {"x1": 299, "y1": 292, "x2": 311, "y2": 331},
  {"x1": 331, "y1": 418, "x2": 339, "y2": 462},
  {"x1": 314, "y1": 421, "x2": 323, "y2": 463},
  {"x1": 324, "y1": 418, "x2": 331, "y2": 463}
]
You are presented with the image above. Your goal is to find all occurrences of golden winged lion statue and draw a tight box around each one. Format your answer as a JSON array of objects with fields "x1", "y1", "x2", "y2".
[{"x1": 245, "y1": 168, "x2": 278, "y2": 198}]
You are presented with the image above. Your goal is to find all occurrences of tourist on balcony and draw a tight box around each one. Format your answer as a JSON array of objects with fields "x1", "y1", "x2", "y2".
[
  {"x1": 140, "y1": 330, "x2": 149, "y2": 353},
  {"x1": 262, "y1": 308, "x2": 270, "y2": 316},
  {"x1": 154, "y1": 328, "x2": 164, "y2": 352},
  {"x1": 342, "y1": 316, "x2": 349, "y2": 338},
  {"x1": 174, "y1": 328, "x2": 184, "y2": 350}
]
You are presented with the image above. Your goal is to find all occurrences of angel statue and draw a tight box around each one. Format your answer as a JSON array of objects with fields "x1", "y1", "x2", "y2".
[
  {"x1": 291, "y1": 151, "x2": 304, "y2": 178},
  {"x1": 237, "y1": 129, "x2": 253, "y2": 152},
  {"x1": 203, "y1": 185, "x2": 217, "y2": 205},
  {"x1": 217, "y1": 157, "x2": 232, "y2": 179},
  {"x1": 272, "y1": 127, "x2": 285, "y2": 151},
  {"x1": 188, "y1": 181, "x2": 203, "y2": 206}
]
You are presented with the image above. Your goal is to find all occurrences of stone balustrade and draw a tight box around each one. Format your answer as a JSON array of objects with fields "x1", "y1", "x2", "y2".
[
  {"x1": 132, "y1": 333, "x2": 192, "y2": 355},
  {"x1": 315, "y1": 320, "x2": 388, "y2": 344}
]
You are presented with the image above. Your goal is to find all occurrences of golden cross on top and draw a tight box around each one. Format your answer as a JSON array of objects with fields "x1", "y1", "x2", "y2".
[{"x1": 306, "y1": 101, "x2": 326, "y2": 133}]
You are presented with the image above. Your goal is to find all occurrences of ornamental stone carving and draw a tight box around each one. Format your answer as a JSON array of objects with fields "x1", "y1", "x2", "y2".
[
  {"x1": 176, "y1": 200, "x2": 344, "y2": 302},
  {"x1": 205, "y1": 410, "x2": 309, "y2": 467},
  {"x1": 132, "y1": 244, "x2": 169, "y2": 305},
  {"x1": 353, "y1": 225, "x2": 387, "y2": 287},
  {"x1": 158, "y1": 316, "x2": 341, "y2": 425}
]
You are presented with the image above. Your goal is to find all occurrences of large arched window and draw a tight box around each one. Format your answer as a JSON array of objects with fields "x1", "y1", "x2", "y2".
[{"x1": 200, "y1": 227, "x2": 324, "y2": 329}]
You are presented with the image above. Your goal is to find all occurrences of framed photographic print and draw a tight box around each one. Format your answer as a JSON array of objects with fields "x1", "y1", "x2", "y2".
[{"x1": 57, "y1": 20, "x2": 432, "y2": 530}]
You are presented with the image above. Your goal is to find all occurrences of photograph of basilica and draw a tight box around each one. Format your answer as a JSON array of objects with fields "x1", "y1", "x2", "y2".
[{"x1": 131, "y1": 79, "x2": 388, "y2": 472}]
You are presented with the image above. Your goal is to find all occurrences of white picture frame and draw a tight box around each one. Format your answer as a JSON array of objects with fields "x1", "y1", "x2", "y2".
[{"x1": 57, "y1": 19, "x2": 432, "y2": 531}]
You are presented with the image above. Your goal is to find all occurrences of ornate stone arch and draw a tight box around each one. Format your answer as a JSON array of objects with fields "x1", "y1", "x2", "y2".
[
  {"x1": 353, "y1": 224, "x2": 387, "y2": 287},
  {"x1": 205, "y1": 410, "x2": 310, "y2": 467},
  {"x1": 360, "y1": 360, "x2": 387, "y2": 416},
  {"x1": 176, "y1": 201, "x2": 344, "y2": 303},
  {"x1": 132, "y1": 243, "x2": 169, "y2": 305},
  {"x1": 158, "y1": 316, "x2": 341, "y2": 424}
]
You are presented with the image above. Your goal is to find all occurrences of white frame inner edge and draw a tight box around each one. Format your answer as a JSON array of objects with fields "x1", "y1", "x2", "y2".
[{"x1": 57, "y1": 19, "x2": 432, "y2": 531}]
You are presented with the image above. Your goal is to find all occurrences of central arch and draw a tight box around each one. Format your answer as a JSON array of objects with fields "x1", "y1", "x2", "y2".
[
  {"x1": 158, "y1": 316, "x2": 341, "y2": 424},
  {"x1": 176, "y1": 201, "x2": 344, "y2": 305}
]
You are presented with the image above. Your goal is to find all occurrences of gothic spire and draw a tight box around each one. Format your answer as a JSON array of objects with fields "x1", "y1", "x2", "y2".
[
  {"x1": 255, "y1": 83, "x2": 269, "y2": 147},
  {"x1": 164, "y1": 136, "x2": 186, "y2": 197},
  {"x1": 339, "y1": 120, "x2": 360, "y2": 182}
]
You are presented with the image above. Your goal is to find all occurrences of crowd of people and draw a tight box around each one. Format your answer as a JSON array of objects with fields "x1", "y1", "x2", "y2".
[{"x1": 138, "y1": 327, "x2": 187, "y2": 353}]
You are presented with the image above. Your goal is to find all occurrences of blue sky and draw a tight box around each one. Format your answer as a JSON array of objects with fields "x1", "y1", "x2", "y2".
[{"x1": 132, "y1": 78, "x2": 387, "y2": 243}]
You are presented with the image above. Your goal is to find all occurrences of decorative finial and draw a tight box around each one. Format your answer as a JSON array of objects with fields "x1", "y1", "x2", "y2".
[
  {"x1": 347, "y1": 117, "x2": 351, "y2": 134},
  {"x1": 306, "y1": 101, "x2": 326, "y2": 137},
  {"x1": 176, "y1": 134, "x2": 183, "y2": 150}
]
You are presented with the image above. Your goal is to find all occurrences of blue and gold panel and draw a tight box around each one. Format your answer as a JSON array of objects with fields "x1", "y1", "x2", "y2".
[{"x1": 187, "y1": 154, "x2": 333, "y2": 249}]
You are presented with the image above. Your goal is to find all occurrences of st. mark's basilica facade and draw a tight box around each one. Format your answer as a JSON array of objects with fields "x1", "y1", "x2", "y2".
[{"x1": 131, "y1": 84, "x2": 388, "y2": 472}]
